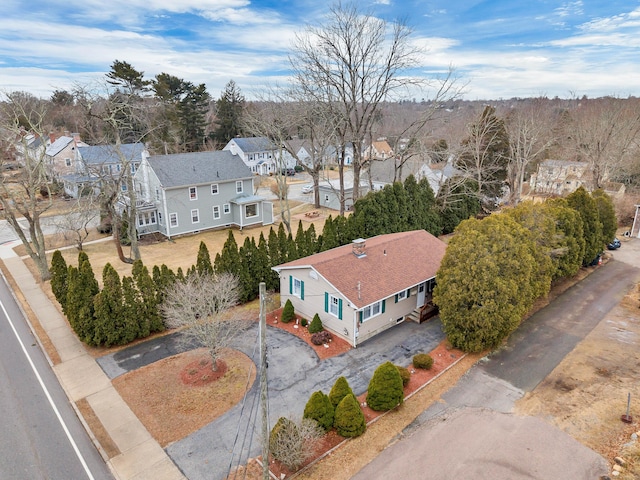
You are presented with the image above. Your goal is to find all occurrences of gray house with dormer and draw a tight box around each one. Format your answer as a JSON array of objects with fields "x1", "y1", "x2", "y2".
[{"x1": 133, "y1": 150, "x2": 274, "y2": 238}]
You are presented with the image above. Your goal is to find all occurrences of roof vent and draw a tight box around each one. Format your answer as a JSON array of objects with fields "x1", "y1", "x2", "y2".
[{"x1": 352, "y1": 238, "x2": 366, "y2": 258}]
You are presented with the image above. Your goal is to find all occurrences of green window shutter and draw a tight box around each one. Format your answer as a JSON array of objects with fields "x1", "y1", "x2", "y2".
[
  {"x1": 406, "y1": 288, "x2": 411, "y2": 297},
  {"x1": 382, "y1": 299, "x2": 386, "y2": 314},
  {"x1": 338, "y1": 299, "x2": 343, "y2": 320},
  {"x1": 359, "y1": 311, "x2": 363, "y2": 323},
  {"x1": 300, "y1": 281, "x2": 305, "y2": 300},
  {"x1": 289, "y1": 275, "x2": 292, "y2": 294},
  {"x1": 394, "y1": 294, "x2": 398, "y2": 303},
  {"x1": 324, "y1": 292, "x2": 328, "y2": 312}
]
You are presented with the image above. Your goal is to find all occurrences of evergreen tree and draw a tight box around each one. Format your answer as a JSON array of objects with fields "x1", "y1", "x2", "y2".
[
  {"x1": 121, "y1": 276, "x2": 141, "y2": 341},
  {"x1": 267, "y1": 226, "x2": 282, "y2": 266},
  {"x1": 196, "y1": 241, "x2": 214, "y2": 276},
  {"x1": 276, "y1": 223, "x2": 291, "y2": 261},
  {"x1": 334, "y1": 394, "x2": 366, "y2": 438},
  {"x1": 238, "y1": 237, "x2": 258, "y2": 302},
  {"x1": 93, "y1": 263, "x2": 127, "y2": 346},
  {"x1": 215, "y1": 230, "x2": 241, "y2": 276},
  {"x1": 179, "y1": 83, "x2": 210, "y2": 152},
  {"x1": 333, "y1": 215, "x2": 352, "y2": 247},
  {"x1": 308, "y1": 313, "x2": 324, "y2": 333},
  {"x1": 295, "y1": 220, "x2": 309, "y2": 257},
  {"x1": 153, "y1": 264, "x2": 176, "y2": 304},
  {"x1": 546, "y1": 198, "x2": 585, "y2": 279},
  {"x1": 281, "y1": 299, "x2": 295, "y2": 323},
  {"x1": 366, "y1": 361, "x2": 404, "y2": 411},
  {"x1": 304, "y1": 391, "x2": 335, "y2": 432},
  {"x1": 329, "y1": 376, "x2": 354, "y2": 408},
  {"x1": 132, "y1": 260, "x2": 164, "y2": 335},
  {"x1": 49, "y1": 250, "x2": 68, "y2": 311},
  {"x1": 567, "y1": 186, "x2": 603, "y2": 265},
  {"x1": 319, "y1": 216, "x2": 339, "y2": 251},
  {"x1": 592, "y1": 189, "x2": 617, "y2": 245},
  {"x1": 106, "y1": 60, "x2": 150, "y2": 95},
  {"x1": 69, "y1": 254, "x2": 100, "y2": 344},
  {"x1": 256, "y1": 233, "x2": 277, "y2": 291},
  {"x1": 211, "y1": 80, "x2": 245, "y2": 145},
  {"x1": 305, "y1": 223, "x2": 318, "y2": 254}
]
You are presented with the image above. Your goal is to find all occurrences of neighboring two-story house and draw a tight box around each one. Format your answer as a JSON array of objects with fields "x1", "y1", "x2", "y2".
[
  {"x1": 45, "y1": 133, "x2": 87, "y2": 179},
  {"x1": 223, "y1": 137, "x2": 285, "y2": 175},
  {"x1": 529, "y1": 159, "x2": 593, "y2": 196},
  {"x1": 61, "y1": 143, "x2": 147, "y2": 198},
  {"x1": 363, "y1": 139, "x2": 393, "y2": 160},
  {"x1": 272, "y1": 230, "x2": 447, "y2": 347},
  {"x1": 134, "y1": 150, "x2": 274, "y2": 238}
]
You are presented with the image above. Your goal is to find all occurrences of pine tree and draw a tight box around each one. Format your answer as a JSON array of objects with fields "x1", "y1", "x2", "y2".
[
  {"x1": 308, "y1": 313, "x2": 323, "y2": 334},
  {"x1": 295, "y1": 220, "x2": 309, "y2": 257},
  {"x1": 305, "y1": 223, "x2": 318, "y2": 254},
  {"x1": 215, "y1": 230, "x2": 240, "y2": 275},
  {"x1": 49, "y1": 250, "x2": 68, "y2": 311},
  {"x1": 366, "y1": 361, "x2": 404, "y2": 411},
  {"x1": 211, "y1": 80, "x2": 245, "y2": 144},
  {"x1": 132, "y1": 260, "x2": 164, "y2": 336},
  {"x1": 72, "y1": 254, "x2": 100, "y2": 344},
  {"x1": 329, "y1": 376, "x2": 354, "y2": 408},
  {"x1": 567, "y1": 186, "x2": 603, "y2": 266},
  {"x1": 121, "y1": 276, "x2": 141, "y2": 341},
  {"x1": 334, "y1": 394, "x2": 366, "y2": 438},
  {"x1": 93, "y1": 263, "x2": 126, "y2": 347},
  {"x1": 319, "y1": 215, "x2": 338, "y2": 251},
  {"x1": 267, "y1": 226, "x2": 281, "y2": 266},
  {"x1": 304, "y1": 391, "x2": 335, "y2": 432},
  {"x1": 256, "y1": 233, "x2": 277, "y2": 291},
  {"x1": 196, "y1": 241, "x2": 214, "y2": 276},
  {"x1": 238, "y1": 237, "x2": 258, "y2": 302}
]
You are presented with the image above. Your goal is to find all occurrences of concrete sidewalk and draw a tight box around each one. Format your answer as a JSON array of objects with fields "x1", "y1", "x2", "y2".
[{"x1": 0, "y1": 246, "x2": 184, "y2": 480}]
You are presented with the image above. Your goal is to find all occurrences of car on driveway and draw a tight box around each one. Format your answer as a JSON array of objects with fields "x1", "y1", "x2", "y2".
[
  {"x1": 301, "y1": 184, "x2": 314, "y2": 194},
  {"x1": 607, "y1": 237, "x2": 621, "y2": 250}
]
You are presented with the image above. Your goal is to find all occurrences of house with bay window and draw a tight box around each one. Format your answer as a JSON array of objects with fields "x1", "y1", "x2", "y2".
[
  {"x1": 133, "y1": 150, "x2": 274, "y2": 238},
  {"x1": 272, "y1": 230, "x2": 447, "y2": 347}
]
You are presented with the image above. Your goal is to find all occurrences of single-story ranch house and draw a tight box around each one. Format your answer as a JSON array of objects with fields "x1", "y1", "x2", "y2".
[{"x1": 272, "y1": 230, "x2": 447, "y2": 347}]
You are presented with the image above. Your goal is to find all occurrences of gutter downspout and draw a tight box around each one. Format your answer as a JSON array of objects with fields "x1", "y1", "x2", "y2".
[
  {"x1": 353, "y1": 310, "x2": 357, "y2": 348},
  {"x1": 163, "y1": 187, "x2": 170, "y2": 240}
]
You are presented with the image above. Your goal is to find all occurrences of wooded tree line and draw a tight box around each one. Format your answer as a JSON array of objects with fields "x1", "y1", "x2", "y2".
[{"x1": 433, "y1": 186, "x2": 617, "y2": 353}]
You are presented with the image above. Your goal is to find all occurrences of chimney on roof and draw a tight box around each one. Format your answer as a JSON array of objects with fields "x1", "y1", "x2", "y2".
[
  {"x1": 49, "y1": 132, "x2": 55, "y2": 145},
  {"x1": 72, "y1": 132, "x2": 81, "y2": 145},
  {"x1": 352, "y1": 238, "x2": 366, "y2": 258},
  {"x1": 64, "y1": 130, "x2": 70, "y2": 137}
]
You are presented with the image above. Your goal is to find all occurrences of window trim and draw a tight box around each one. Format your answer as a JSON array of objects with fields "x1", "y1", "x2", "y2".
[
  {"x1": 361, "y1": 300, "x2": 384, "y2": 322},
  {"x1": 169, "y1": 212, "x2": 178, "y2": 228},
  {"x1": 213, "y1": 205, "x2": 220, "y2": 219},
  {"x1": 329, "y1": 295, "x2": 339, "y2": 317},
  {"x1": 236, "y1": 181, "x2": 243, "y2": 194},
  {"x1": 223, "y1": 203, "x2": 230, "y2": 214},
  {"x1": 189, "y1": 186, "x2": 197, "y2": 200},
  {"x1": 211, "y1": 184, "x2": 219, "y2": 195},
  {"x1": 245, "y1": 203, "x2": 258, "y2": 218},
  {"x1": 191, "y1": 208, "x2": 199, "y2": 224}
]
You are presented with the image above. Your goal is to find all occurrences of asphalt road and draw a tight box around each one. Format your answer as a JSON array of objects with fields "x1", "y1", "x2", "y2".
[
  {"x1": 0, "y1": 275, "x2": 112, "y2": 480},
  {"x1": 353, "y1": 257, "x2": 640, "y2": 479}
]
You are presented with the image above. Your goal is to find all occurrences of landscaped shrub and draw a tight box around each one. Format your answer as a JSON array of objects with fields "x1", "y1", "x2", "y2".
[
  {"x1": 308, "y1": 313, "x2": 324, "y2": 333},
  {"x1": 413, "y1": 353, "x2": 434, "y2": 370},
  {"x1": 334, "y1": 394, "x2": 366, "y2": 438},
  {"x1": 281, "y1": 299, "x2": 295, "y2": 323},
  {"x1": 366, "y1": 361, "x2": 404, "y2": 412},
  {"x1": 300, "y1": 318, "x2": 308, "y2": 327},
  {"x1": 329, "y1": 376, "x2": 354, "y2": 408},
  {"x1": 303, "y1": 391, "x2": 334, "y2": 431},
  {"x1": 269, "y1": 416, "x2": 322, "y2": 471},
  {"x1": 396, "y1": 365, "x2": 410, "y2": 387},
  {"x1": 311, "y1": 331, "x2": 332, "y2": 345}
]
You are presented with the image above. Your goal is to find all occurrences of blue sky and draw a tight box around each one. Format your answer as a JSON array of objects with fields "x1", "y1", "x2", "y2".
[{"x1": 1, "y1": 0, "x2": 640, "y2": 100}]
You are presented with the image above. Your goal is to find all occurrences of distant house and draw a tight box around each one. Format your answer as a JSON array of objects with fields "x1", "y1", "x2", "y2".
[
  {"x1": 223, "y1": 137, "x2": 285, "y2": 175},
  {"x1": 133, "y1": 150, "x2": 274, "y2": 238},
  {"x1": 272, "y1": 230, "x2": 447, "y2": 347},
  {"x1": 317, "y1": 178, "x2": 381, "y2": 211},
  {"x1": 363, "y1": 139, "x2": 393, "y2": 160},
  {"x1": 529, "y1": 159, "x2": 624, "y2": 198},
  {"x1": 284, "y1": 138, "x2": 312, "y2": 168},
  {"x1": 13, "y1": 131, "x2": 47, "y2": 166},
  {"x1": 367, "y1": 156, "x2": 458, "y2": 196},
  {"x1": 61, "y1": 143, "x2": 147, "y2": 198},
  {"x1": 45, "y1": 133, "x2": 87, "y2": 179}
]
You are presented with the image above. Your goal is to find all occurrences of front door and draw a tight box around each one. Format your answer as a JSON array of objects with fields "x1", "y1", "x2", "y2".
[{"x1": 417, "y1": 282, "x2": 426, "y2": 308}]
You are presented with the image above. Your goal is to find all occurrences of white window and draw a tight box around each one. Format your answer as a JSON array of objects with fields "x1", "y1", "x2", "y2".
[
  {"x1": 115, "y1": 164, "x2": 121, "y2": 172},
  {"x1": 324, "y1": 194, "x2": 330, "y2": 203},
  {"x1": 155, "y1": 188, "x2": 160, "y2": 201},
  {"x1": 189, "y1": 186, "x2": 197, "y2": 200},
  {"x1": 121, "y1": 183, "x2": 128, "y2": 192},
  {"x1": 362, "y1": 301, "x2": 382, "y2": 322},
  {"x1": 137, "y1": 211, "x2": 157, "y2": 226},
  {"x1": 158, "y1": 212, "x2": 163, "y2": 225},
  {"x1": 191, "y1": 209, "x2": 199, "y2": 223},
  {"x1": 245, "y1": 203, "x2": 258, "y2": 218},
  {"x1": 131, "y1": 163, "x2": 138, "y2": 174},
  {"x1": 169, "y1": 213, "x2": 178, "y2": 228},
  {"x1": 329, "y1": 295, "x2": 339, "y2": 317},
  {"x1": 211, "y1": 184, "x2": 219, "y2": 195},
  {"x1": 293, "y1": 278, "x2": 302, "y2": 298},
  {"x1": 236, "y1": 181, "x2": 243, "y2": 194},
  {"x1": 65, "y1": 157, "x2": 71, "y2": 167},
  {"x1": 223, "y1": 203, "x2": 230, "y2": 214},
  {"x1": 397, "y1": 290, "x2": 408, "y2": 301},
  {"x1": 213, "y1": 205, "x2": 220, "y2": 219}
]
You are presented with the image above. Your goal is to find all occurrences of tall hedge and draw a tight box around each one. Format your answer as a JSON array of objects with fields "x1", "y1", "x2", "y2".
[
  {"x1": 303, "y1": 391, "x2": 334, "y2": 432},
  {"x1": 49, "y1": 250, "x2": 68, "y2": 311},
  {"x1": 366, "y1": 361, "x2": 404, "y2": 412},
  {"x1": 334, "y1": 394, "x2": 366, "y2": 438}
]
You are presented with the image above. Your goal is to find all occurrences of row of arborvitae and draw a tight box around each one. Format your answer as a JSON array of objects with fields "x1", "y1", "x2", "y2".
[
  {"x1": 50, "y1": 250, "x2": 165, "y2": 347},
  {"x1": 270, "y1": 355, "x2": 435, "y2": 471}
]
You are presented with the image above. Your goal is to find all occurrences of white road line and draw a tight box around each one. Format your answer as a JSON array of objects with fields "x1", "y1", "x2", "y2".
[{"x1": 0, "y1": 298, "x2": 95, "y2": 480}]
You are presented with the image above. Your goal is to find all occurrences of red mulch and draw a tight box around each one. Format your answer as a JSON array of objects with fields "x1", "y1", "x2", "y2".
[
  {"x1": 266, "y1": 308, "x2": 353, "y2": 359},
  {"x1": 227, "y1": 338, "x2": 464, "y2": 479},
  {"x1": 179, "y1": 356, "x2": 227, "y2": 387}
]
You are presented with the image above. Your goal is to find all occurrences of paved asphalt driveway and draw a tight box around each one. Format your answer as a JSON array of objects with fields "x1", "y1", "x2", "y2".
[
  {"x1": 354, "y1": 251, "x2": 640, "y2": 479},
  {"x1": 97, "y1": 312, "x2": 446, "y2": 480}
]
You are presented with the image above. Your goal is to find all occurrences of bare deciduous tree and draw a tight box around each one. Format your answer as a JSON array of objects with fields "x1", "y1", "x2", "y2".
[
  {"x1": 161, "y1": 272, "x2": 249, "y2": 371},
  {"x1": 290, "y1": 2, "x2": 425, "y2": 204},
  {"x1": 53, "y1": 194, "x2": 99, "y2": 250},
  {"x1": 268, "y1": 417, "x2": 323, "y2": 471},
  {"x1": 0, "y1": 92, "x2": 53, "y2": 281}
]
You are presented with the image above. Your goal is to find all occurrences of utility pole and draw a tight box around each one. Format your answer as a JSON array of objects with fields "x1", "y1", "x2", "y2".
[{"x1": 259, "y1": 282, "x2": 269, "y2": 480}]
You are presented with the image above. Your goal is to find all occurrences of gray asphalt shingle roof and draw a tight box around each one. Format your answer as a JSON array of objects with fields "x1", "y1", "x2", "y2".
[
  {"x1": 148, "y1": 150, "x2": 252, "y2": 188},
  {"x1": 78, "y1": 143, "x2": 144, "y2": 164},
  {"x1": 45, "y1": 136, "x2": 74, "y2": 157},
  {"x1": 230, "y1": 137, "x2": 276, "y2": 153}
]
